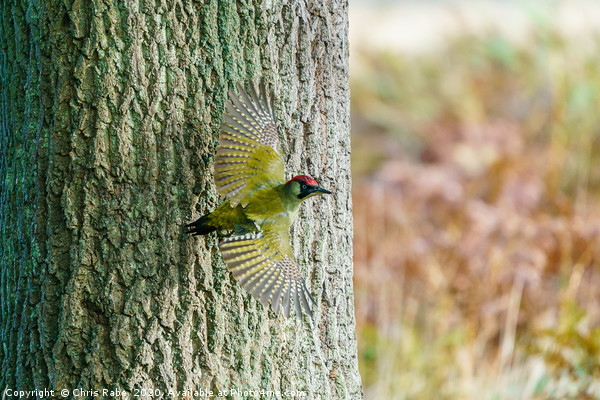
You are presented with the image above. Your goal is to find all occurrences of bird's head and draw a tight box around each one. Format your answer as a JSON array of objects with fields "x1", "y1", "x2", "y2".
[{"x1": 286, "y1": 175, "x2": 332, "y2": 200}]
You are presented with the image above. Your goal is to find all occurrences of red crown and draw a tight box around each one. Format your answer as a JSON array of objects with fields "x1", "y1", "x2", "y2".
[{"x1": 286, "y1": 175, "x2": 318, "y2": 186}]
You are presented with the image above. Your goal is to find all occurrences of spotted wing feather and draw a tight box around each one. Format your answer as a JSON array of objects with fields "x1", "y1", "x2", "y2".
[
  {"x1": 216, "y1": 79, "x2": 284, "y2": 207},
  {"x1": 218, "y1": 225, "x2": 315, "y2": 319}
]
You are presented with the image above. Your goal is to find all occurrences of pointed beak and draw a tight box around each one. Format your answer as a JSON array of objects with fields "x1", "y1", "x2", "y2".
[{"x1": 315, "y1": 186, "x2": 332, "y2": 195}]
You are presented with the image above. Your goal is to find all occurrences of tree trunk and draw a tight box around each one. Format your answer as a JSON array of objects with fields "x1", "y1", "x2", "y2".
[{"x1": 1, "y1": 0, "x2": 360, "y2": 398}]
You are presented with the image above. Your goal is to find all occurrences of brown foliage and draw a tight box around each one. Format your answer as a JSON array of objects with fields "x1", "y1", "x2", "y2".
[{"x1": 352, "y1": 33, "x2": 600, "y2": 398}]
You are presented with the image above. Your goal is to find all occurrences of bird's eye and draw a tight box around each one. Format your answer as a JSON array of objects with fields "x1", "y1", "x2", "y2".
[{"x1": 301, "y1": 184, "x2": 307, "y2": 190}]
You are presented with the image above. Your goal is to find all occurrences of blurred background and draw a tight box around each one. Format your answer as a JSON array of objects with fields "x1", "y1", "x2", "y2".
[{"x1": 349, "y1": 1, "x2": 600, "y2": 399}]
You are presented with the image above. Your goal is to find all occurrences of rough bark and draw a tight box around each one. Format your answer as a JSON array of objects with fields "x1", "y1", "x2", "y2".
[{"x1": 1, "y1": 0, "x2": 359, "y2": 398}]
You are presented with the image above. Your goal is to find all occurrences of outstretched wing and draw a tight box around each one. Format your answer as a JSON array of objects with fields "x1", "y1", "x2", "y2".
[
  {"x1": 219, "y1": 222, "x2": 316, "y2": 319},
  {"x1": 215, "y1": 79, "x2": 284, "y2": 207}
]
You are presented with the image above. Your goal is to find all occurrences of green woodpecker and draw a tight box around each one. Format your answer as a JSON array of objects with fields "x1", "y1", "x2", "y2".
[{"x1": 186, "y1": 79, "x2": 331, "y2": 319}]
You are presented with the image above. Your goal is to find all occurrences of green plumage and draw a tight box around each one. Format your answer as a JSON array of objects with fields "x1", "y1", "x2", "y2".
[
  {"x1": 196, "y1": 183, "x2": 302, "y2": 235},
  {"x1": 186, "y1": 79, "x2": 330, "y2": 319}
]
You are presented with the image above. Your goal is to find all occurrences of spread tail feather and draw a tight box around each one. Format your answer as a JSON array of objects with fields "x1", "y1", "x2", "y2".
[{"x1": 185, "y1": 214, "x2": 217, "y2": 236}]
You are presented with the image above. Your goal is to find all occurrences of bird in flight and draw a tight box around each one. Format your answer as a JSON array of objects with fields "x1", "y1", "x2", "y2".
[{"x1": 186, "y1": 79, "x2": 331, "y2": 319}]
